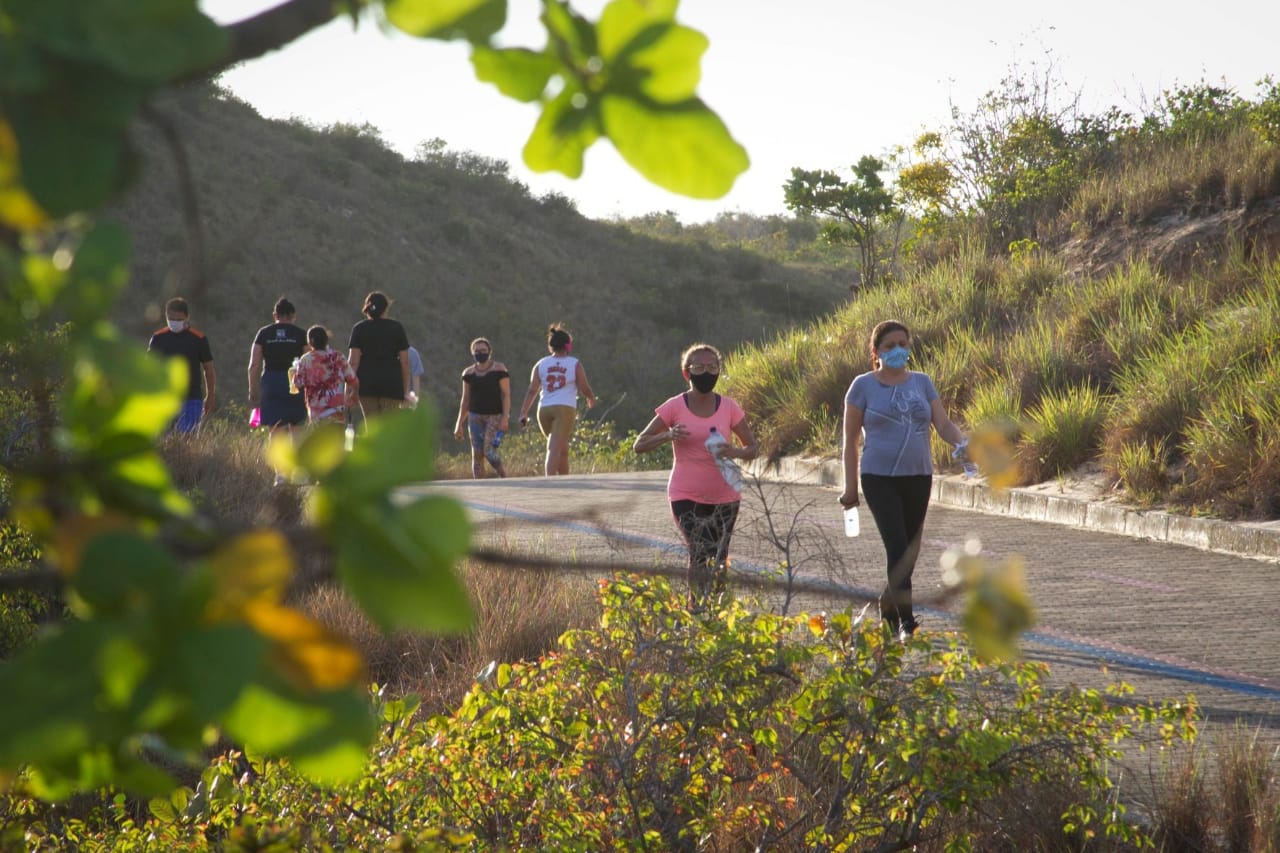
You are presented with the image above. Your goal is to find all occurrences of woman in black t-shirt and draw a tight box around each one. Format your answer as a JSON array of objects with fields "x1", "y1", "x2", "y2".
[
  {"x1": 452, "y1": 337, "x2": 510, "y2": 478},
  {"x1": 347, "y1": 291, "x2": 410, "y2": 417},
  {"x1": 248, "y1": 296, "x2": 307, "y2": 431}
]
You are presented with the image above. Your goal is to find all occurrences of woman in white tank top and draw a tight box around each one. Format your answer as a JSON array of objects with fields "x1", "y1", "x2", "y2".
[{"x1": 518, "y1": 324, "x2": 597, "y2": 475}]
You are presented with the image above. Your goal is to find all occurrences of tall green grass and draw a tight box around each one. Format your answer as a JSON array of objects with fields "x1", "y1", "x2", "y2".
[{"x1": 733, "y1": 235, "x2": 1280, "y2": 516}]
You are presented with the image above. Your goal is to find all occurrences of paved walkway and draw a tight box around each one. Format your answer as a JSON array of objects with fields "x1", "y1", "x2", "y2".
[{"x1": 420, "y1": 465, "x2": 1280, "y2": 741}]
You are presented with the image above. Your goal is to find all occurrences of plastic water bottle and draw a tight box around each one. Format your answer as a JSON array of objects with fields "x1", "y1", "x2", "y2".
[
  {"x1": 952, "y1": 441, "x2": 979, "y2": 477},
  {"x1": 843, "y1": 505, "x2": 860, "y2": 537},
  {"x1": 492, "y1": 429, "x2": 504, "y2": 448},
  {"x1": 704, "y1": 427, "x2": 743, "y2": 492}
]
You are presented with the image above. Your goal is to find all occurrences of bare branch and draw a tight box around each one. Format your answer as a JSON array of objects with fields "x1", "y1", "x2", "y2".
[{"x1": 185, "y1": 0, "x2": 346, "y2": 83}]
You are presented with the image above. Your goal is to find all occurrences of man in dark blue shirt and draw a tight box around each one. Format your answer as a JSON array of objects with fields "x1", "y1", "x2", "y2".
[{"x1": 148, "y1": 297, "x2": 216, "y2": 433}]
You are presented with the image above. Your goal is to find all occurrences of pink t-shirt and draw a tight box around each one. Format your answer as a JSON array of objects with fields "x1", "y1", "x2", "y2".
[{"x1": 654, "y1": 393, "x2": 745, "y2": 504}]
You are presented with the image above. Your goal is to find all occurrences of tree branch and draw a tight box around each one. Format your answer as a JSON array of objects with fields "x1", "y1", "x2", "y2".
[{"x1": 189, "y1": 0, "x2": 346, "y2": 82}]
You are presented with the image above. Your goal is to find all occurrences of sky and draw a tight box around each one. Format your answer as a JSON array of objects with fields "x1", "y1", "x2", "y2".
[{"x1": 203, "y1": 0, "x2": 1280, "y2": 223}]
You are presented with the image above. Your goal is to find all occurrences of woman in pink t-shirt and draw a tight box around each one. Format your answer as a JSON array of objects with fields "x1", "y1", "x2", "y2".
[{"x1": 633, "y1": 343, "x2": 759, "y2": 605}]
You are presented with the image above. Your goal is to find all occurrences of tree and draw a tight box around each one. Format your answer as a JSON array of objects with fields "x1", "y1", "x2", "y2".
[
  {"x1": 0, "y1": 0, "x2": 747, "y2": 799},
  {"x1": 783, "y1": 155, "x2": 903, "y2": 290}
]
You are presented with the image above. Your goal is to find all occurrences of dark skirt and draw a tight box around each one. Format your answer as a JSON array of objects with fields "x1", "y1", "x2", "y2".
[{"x1": 260, "y1": 369, "x2": 307, "y2": 426}]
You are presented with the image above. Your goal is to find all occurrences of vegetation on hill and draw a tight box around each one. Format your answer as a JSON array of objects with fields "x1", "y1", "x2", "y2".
[
  {"x1": 725, "y1": 75, "x2": 1280, "y2": 520},
  {"x1": 108, "y1": 83, "x2": 849, "y2": 438}
]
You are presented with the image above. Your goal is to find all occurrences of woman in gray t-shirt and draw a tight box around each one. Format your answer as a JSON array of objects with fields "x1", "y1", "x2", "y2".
[{"x1": 838, "y1": 320, "x2": 967, "y2": 640}]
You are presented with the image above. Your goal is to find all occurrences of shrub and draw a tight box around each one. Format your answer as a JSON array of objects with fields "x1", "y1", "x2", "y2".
[
  {"x1": 1110, "y1": 438, "x2": 1171, "y2": 506},
  {"x1": 1018, "y1": 383, "x2": 1106, "y2": 482}
]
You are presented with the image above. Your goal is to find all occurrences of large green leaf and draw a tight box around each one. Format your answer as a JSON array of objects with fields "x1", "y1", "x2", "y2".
[
  {"x1": 0, "y1": 621, "x2": 112, "y2": 785},
  {"x1": 323, "y1": 406, "x2": 436, "y2": 500},
  {"x1": 471, "y1": 46, "x2": 558, "y2": 102},
  {"x1": 383, "y1": 0, "x2": 506, "y2": 42},
  {"x1": 596, "y1": 0, "x2": 677, "y2": 59},
  {"x1": 75, "y1": 531, "x2": 178, "y2": 616},
  {"x1": 609, "y1": 23, "x2": 707, "y2": 103},
  {"x1": 600, "y1": 94, "x2": 748, "y2": 198},
  {"x1": 6, "y1": 67, "x2": 143, "y2": 217},
  {"x1": 523, "y1": 88, "x2": 600, "y2": 178},
  {"x1": 82, "y1": 0, "x2": 229, "y2": 82},
  {"x1": 175, "y1": 624, "x2": 267, "y2": 720},
  {"x1": 222, "y1": 681, "x2": 375, "y2": 784},
  {"x1": 333, "y1": 497, "x2": 472, "y2": 632}
]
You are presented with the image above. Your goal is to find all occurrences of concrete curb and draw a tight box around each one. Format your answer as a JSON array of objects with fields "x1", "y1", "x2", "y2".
[{"x1": 746, "y1": 456, "x2": 1280, "y2": 564}]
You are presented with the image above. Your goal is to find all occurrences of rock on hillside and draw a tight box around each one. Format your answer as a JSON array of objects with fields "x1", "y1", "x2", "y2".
[{"x1": 1060, "y1": 197, "x2": 1280, "y2": 279}]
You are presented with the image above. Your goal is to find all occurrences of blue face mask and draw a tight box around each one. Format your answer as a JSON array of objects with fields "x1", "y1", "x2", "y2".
[{"x1": 880, "y1": 345, "x2": 910, "y2": 369}]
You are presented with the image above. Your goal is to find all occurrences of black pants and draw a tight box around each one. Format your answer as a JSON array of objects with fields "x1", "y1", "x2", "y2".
[
  {"x1": 671, "y1": 499, "x2": 740, "y2": 604},
  {"x1": 861, "y1": 473, "x2": 932, "y2": 633}
]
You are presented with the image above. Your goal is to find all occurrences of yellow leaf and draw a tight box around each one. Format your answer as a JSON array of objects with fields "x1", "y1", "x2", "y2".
[
  {"x1": 0, "y1": 120, "x2": 49, "y2": 230},
  {"x1": 206, "y1": 529, "x2": 294, "y2": 620},
  {"x1": 807, "y1": 613, "x2": 827, "y2": 635},
  {"x1": 969, "y1": 420, "x2": 1021, "y2": 490},
  {"x1": 243, "y1": 600, "x2": 366, "y2": 692}
]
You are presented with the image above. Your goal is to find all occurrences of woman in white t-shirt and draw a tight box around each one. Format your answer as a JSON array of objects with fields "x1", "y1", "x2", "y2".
[{"x1": 518, "y1": 324, "x2": 596, "y2": 475}]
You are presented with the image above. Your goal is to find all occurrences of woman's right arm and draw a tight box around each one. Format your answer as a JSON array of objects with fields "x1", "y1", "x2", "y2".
[
  {"x1": 633, "y1": 414, "x2": 683, "y2": 454},
  {"x1": 518, "y1": 364, "x2": 540, "y2": 424},
  {"x1": 247, "y1": 343, "x2": 264, "y2": 406},
  {"x1": 839, "y1": 402, "x2": 864, "y2": 508},
  {"x1": 454, "y1": 376, "x2": 472, "y2": 439}
]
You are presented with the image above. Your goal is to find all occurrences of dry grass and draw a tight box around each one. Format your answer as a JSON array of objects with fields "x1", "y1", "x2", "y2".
[
  {"x1": 158, "y1": 418, "x2": 304, "y2": 528},
  {"x1": 296, "y1": 560, "x2": 599, "y2": 715}
]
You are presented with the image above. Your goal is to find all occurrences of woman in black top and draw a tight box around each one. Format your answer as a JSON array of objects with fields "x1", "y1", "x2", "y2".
[
  {"x1": 347, "y1": 291, "x2": 410, "y2": 417},
  {"x1": 248, "y1": 296, "x2": 307, "y2": 433},
  {"x1": 453, "y1": 337, "x2": 510, "y2": 478}
]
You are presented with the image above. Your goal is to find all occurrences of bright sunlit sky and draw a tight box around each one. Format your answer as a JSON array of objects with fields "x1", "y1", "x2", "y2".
[{"x1": 203, "y1": 0, "x2": 1280, "y2": 222}]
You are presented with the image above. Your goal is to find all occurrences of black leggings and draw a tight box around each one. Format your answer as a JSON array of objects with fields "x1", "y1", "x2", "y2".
[
  {"x1": 860, "y1": 474, "x2": 932, "y2": 632},
  {"x1": 671, "y1": 499, "x2": 740, "y2": 604}
]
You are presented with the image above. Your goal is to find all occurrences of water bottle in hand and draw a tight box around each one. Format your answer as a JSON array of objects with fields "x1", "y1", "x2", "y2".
[
  {"x1": 952, "y1": 441, "x2": 979, "y2": 477},
  {"x1": 704, "y1": 427, "x2": 743, "y2": 492},
  {"x1": 843, "y1": 505, "x2": 860, "y2": 537},
  {"x1": 492, "y1": 429, "x2": 504, "y2": 448}
]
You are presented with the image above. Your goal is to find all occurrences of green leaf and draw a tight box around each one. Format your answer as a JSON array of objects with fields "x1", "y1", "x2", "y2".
[
  {"x1": 333, "y1": 497, "x2": 473, "y2": 632},
  {"x1": 471, "y1": 46, "x2": 558, "y2": 102},
  {"x1": 6, "y1": 69, "x2": 143, "y2": 217},
  {"x1": 540, "y1": 0, "x2": 597, "y2": 63},
  {"x1": 222, "y1": 682, "x2": 375, "y2": 784},
  {"x1": 323, "y1": 406, "x2": 436, "y2": 500},
  {"x1": 611, "y1": 23, "x2": 707, "y2": 103},
  {"x1": 82, "y1": 0, "x2": 229, "y2": 82},
  {"x1": 175, "y1": 624, "x2": 267, "y2": 720},
  {"x1": 0, "y1": 621, "x2": 109, "y2": 775},
  {"x1": 523, "y1": 88, "x2": 600, "y2": 178},
  {"x1": 596, "y1": 0, "x2": 677, "y2": 59},
  {"x1": 76, "y1": 531, "x2": 178, "y2": 616},
  {"x1": 600, "y1": 94, "x2": 748, "y2": 198},
  {"x1": 384, "y1": 0, "x2": 506, "y2": 42}
]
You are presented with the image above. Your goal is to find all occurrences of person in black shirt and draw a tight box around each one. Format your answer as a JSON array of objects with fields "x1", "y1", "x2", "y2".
[
  {"x1": 347, "y1": 291, "x2": 409, "y2": 417},
  {"x1": 248, "y1": 296, "x2": 307, "y2": 433},
  {"x1": 148, "y1": 296, "x2": 216, "y2": 434},
  {"x1": 452, "y1": 337, "x2": 510, "y2": 478}
]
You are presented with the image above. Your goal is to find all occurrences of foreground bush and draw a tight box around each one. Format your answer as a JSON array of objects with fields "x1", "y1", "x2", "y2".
[{"x1": 4, "y1": 576, "x2": 1201, "y2": 851}]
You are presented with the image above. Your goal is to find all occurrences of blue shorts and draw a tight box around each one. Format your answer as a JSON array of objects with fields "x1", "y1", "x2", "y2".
[{"x1": 174, "y1": 399, "x2": 203, "y2": 434}]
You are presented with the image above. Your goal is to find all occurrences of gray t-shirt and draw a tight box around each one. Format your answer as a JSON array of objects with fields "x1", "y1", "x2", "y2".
[{"x1": 845, "y1": 371, "x2": 939, "y2": 476}]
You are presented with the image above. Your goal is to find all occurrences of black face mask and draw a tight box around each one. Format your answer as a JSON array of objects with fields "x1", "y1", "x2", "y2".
[
  {"x1": 689, "y1": 372, "x2": 719, "y2": 393},
  {"x1": 474, "y1": 351, "x2": 490, "y2": 363}
]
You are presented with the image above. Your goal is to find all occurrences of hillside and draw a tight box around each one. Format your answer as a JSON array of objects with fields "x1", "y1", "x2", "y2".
[{"x1": 107, "y1": 83, "x2": 848, "y2": 435}]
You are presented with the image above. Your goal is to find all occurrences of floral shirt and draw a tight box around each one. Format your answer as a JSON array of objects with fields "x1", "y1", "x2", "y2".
[{"x1": 294, "y1": 348, "x2": 357, "y2": 421}]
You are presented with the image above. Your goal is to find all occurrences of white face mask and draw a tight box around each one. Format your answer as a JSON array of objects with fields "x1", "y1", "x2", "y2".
[{"x1": 167, "y1": 319, "x2": 187, "y2": 333}]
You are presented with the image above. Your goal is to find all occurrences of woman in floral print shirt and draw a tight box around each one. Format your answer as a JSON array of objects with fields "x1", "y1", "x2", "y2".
[{"x1": 293, "y1": 325, "x2": 359, "y2": 424}]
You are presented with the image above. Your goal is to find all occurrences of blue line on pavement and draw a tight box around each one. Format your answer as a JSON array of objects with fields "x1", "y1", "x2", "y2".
[{"x1": 463, "y1": 499, "x2": 1280, "y2": 703}]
